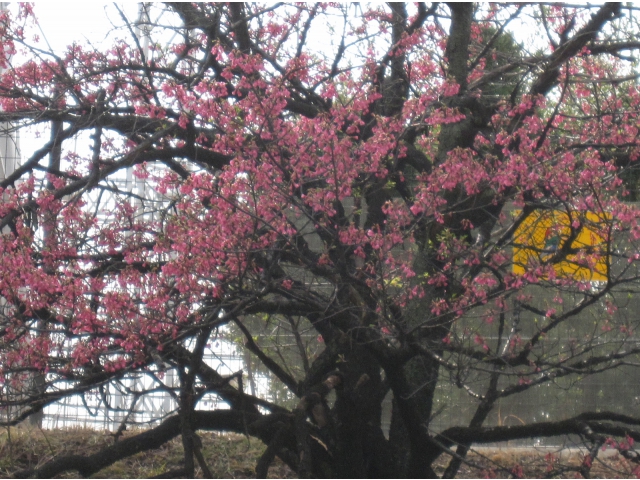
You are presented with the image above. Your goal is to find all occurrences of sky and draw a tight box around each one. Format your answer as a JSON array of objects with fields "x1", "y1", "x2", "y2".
[
  {"x1": 6, "y1": 3, "x2": 143, "y2": 165},
  {"x1": 30, "y1": 3, "x2": 140, "y2": 52},
  {"x1": 5, "y1": 2, "x2": 549, "y2": 168}
]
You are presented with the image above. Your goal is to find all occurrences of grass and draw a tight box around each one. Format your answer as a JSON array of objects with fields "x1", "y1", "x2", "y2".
[
  {"x1": 1, "y1": 427, "x2": 638, "y2": 478},
  {"x1": 0, "y1": 426, "x2": 294, "y2": 479}
]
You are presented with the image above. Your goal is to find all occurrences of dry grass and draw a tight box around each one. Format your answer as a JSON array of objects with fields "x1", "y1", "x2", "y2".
[
  {"x1": 0, "y1": 426, "x2": 295, "y2": 479},
  {"x1": 1, "y1": 427, "x2": 639, "y2": 478},
  {"x1": 433, "y1": 447, "x2": 640, "y2": 479}
]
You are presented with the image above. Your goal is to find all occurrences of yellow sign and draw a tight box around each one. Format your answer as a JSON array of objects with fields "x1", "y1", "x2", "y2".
[{"x1": 513, "y1": 210, "x2": 609, "y2": 281}]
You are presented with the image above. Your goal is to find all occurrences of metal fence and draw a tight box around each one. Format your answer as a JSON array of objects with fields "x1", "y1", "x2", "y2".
[
  {"x1": 426, "y1": 282, "x2": 640, "y2": 445},
  {"x1": 40, "y1": 340, "x2": 275, "y2": 431},
  {"x1": 15, "y1": 256, "x2": 640, "y2": 445}
]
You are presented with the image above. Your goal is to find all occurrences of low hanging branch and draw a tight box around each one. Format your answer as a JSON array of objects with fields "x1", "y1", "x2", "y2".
[
  {"x1": 15, "y1": 410, "x2": 292, "y2": 479},
  {"x1": 436, "y1": 411, "x2": 640, "y2": 447}
]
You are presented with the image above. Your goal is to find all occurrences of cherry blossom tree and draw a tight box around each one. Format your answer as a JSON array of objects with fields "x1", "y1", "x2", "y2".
[{"x1": 4, "y1": 2, "x2": 640, "y2": 478}]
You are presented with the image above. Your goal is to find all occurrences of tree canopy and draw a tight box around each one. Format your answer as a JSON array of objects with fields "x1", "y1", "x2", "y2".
[{"x1": 3, "y1": 2, "x2": 640, "y2": 478}]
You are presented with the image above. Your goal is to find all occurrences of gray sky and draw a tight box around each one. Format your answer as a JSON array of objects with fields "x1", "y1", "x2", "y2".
[{"x1": 30, "y1": 3, "x2": 140, "y2": 53}]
